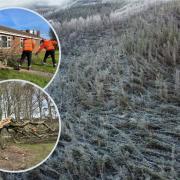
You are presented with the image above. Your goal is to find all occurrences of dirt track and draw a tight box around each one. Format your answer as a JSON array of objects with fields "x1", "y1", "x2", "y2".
[
  {"x1": 19, "y1": 68, "x2": 53, "y2": 78},
  {"x1": 0, "y1": 145, "x2": 32, "y2": 171},
  {"x1": 0, "y1": 143, "x2": 54, "y2": 171}
]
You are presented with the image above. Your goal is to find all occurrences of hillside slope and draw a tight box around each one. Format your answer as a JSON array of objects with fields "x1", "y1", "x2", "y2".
[
  {"x1": 50, "y1": 2, "x2": 180, "y2": 179},
  {"x1": 1, "y1": 1, "x2": 180, "y2": 179}
]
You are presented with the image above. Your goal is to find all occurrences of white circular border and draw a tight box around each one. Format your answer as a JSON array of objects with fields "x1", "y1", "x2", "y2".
[
  {"x1": 0, "y1": 7, "x2": 61, "y2": 90},
  {"x1": 0, "y1": 79, "x2": 61, "y2": 173}
]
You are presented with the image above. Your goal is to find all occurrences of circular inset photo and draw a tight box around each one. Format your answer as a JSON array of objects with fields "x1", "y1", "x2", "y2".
[
  {"x1": 0, "y1": 80, "x2": 61, "y2": 172},
  {"x1": 0, "y1": 7, "x2": 61, "y2": 88}
]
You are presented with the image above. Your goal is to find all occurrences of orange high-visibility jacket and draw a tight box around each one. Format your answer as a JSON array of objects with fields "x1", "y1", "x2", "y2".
[
  {"x1": 37, "y1": 40, "x2": 57, "y2": 52},
  {"x1": 23, "y1": 39, "x2": 35, "y2": 51}
]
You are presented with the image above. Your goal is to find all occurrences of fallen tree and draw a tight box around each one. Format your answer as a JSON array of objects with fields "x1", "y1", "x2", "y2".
[{"x1": 0, "y1": 117, "x2": 56, "y2": 149}]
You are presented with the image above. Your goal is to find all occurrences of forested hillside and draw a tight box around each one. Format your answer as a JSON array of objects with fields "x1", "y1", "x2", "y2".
[{"x1": 1, "y1": 0, "x2": 180, "y2": 179}]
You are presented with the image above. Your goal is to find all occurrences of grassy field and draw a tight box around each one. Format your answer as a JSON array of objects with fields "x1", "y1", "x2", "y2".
[
  {"x1": 0, "y1": 69, "x2": 50, "y2": 87},
  {"x1": 31, "y1": 50, "x2": 59, "y2": 73},
  {"x1": 0, "y1": 50, "x2": 59, "y2": 87},
  {"x1": 17, "y1": 143, "x2": 55, "y2": 168}
]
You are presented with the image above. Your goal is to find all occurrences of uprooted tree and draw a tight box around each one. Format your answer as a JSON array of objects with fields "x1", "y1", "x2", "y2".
[
  {"x1": 0, "y1": 117, "x2": 57, "y2": 149},
  {"x1": 0, "y1": 82, "x2": 59, "y2": 149}
]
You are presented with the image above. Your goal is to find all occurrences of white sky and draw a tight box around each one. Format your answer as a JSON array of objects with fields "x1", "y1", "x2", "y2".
[
  {"x1": 0, "y1": 0, "x2": 172, "y2": 8},
  {"x1": 0, "y1": 0, "x2": 72, "y2": 7}
]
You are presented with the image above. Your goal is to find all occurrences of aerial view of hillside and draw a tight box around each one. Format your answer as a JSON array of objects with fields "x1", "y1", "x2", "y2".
[{"x1": 0, "y1": 0, "x2": 179, "y2": 179}]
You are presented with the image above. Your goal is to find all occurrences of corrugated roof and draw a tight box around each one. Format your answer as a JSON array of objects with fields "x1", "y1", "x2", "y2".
[{"x1": 0, "y1": 25, "x2": 41, "y2": 39}]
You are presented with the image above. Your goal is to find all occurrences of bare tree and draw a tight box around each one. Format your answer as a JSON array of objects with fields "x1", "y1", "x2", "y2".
[{"x1": 0, "y1": 82, "x2": 58, "y2": 121}]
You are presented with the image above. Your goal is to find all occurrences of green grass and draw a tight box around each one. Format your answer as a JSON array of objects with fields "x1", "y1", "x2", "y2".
[
  {"x1": 0, "y1": 69, "x2": 50, "y2": 87},
  {"x1": 16, "y1": 50, "x2": 60, "y2": 73},
  {"x1": 0, "y1": 51, "x2": 59, "y2": 87},
  {"x1": 17, "y1": 143, "x2": 55, "y2": 168},
  {"x1": 32, "y1": 50, "x2": 60, "y2": 73}
]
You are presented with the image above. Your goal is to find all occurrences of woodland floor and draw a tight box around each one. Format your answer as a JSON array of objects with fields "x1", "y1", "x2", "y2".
[{"x1": 0, "y1": 143, "x2": 54, "y2": 171}]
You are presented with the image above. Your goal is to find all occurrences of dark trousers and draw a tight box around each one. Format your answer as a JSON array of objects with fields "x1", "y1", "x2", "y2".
[
  {"x1": 20, "y1": 51, "x2": 32, "y2": 67},
  {"x1": 43, "y1": 50, "x2": 56, "y2": 65}
]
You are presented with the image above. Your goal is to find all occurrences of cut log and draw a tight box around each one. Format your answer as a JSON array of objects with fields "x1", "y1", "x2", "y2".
[{"x1": 0, "y1": 118, "x2": 12, "y2": 129}]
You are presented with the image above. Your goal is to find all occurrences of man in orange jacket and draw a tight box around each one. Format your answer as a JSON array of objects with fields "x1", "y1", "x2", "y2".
[
  {"x1": 19, "y1": 38, "x2": 35, "y2": 70},
  {"x1": 36, "y1": 39, "x2": 57, "y2": 67}
]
